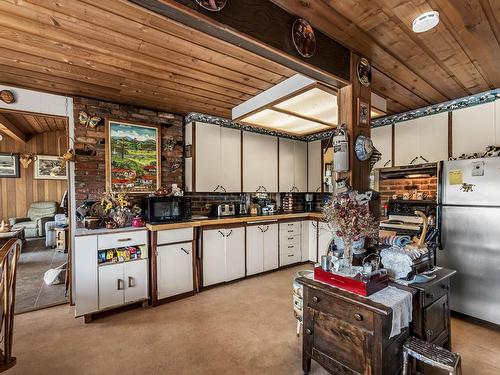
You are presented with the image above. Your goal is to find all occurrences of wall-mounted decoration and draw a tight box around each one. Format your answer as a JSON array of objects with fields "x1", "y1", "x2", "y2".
[
  {"x1": 163, "y1": 139, "x2": 176, "y2": 152},
  {"x1": 78, "y1": 111, "x2": 101, "y2": 128},
  {"x1": 19, "y1": 153, "x2": 36, "y2": 169},
  {"x1": 34, "y1": 155, "x2": 67, "y2": 180},
  {"x1": 292, "y1": 19, "x2": 316, "y2": 58},
  {"x1": 0, "y1": 153, "x2": 20, "y2": 178},
  {"x1": 195, "y1": 0, "x2": 227, "y2": 11},
  {"x1": 0, "y1": 90, "x2": 15, "y2": 104},
  {"x1": 106, "y1": 119, "x2": 160, "y2": 194},
  {"x1": 358, "y1": 99, "x2": 370, "y2": 127},
  {"x1": 357, "y1": 57, "x2": 372, "y2": 87},
  {"x1": 354, "y1": 135, "x2": 374, "y2": 161}
]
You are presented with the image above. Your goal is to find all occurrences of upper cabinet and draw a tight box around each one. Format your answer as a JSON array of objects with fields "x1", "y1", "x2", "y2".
[
  {"x1": 371, "y1": 126, "x2": 392, "y2": 169},
  {"x1": 395, "y1": 113, "x2": 448, "y2": 166},
  {"x1": 243, "y1": 132, "x2": 278, "y2": 193},
  {"x1": 186, "y1": 122, "x2": 241, "y2": 193},
  {"x1": 307, "y1": 140, "x2": 322, "y2": 192},
  {"x1": 279, "y1": 139, "x2": 307, "y2": 192},
  {"x1": 452, "y1": 102, "x2": 495, "y2": 158}
]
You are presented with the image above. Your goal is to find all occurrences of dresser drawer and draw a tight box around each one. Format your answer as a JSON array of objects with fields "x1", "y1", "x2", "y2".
[
  {"x1": 306, "y1": 289, "x2": 375, "y2": 332},
  {"x1": 157, "y1": 228, "x2": 193, "y2": 245},
  {"x1": 423, "y1": 279, "x2": 450, "y2": 307},
  {"x1": 280, "y1": 222, "x2": 301, "y2": 235},
  {"x1": 97, "y1": 230, "x2": 148, "y2": 250}
]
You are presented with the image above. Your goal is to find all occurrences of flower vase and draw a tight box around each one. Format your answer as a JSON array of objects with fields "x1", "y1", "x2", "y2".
[{"x1": 112, "y1": 208, "x2": 129, "y2": 228}]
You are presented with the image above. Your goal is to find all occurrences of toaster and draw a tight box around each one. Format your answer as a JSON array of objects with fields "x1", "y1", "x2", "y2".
[{"x1": 211, "y1": 204, "x2": 236, "y2": 217}]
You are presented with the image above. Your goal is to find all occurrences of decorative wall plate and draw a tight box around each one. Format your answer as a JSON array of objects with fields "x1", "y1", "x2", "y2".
[
  {"x1": 195, "y1": 0, "x2": 227, "y2": 11},
  {"x1": 0, "y1": 90, "x2": 15, "y2": 104},
  {"x1": 357, "y1": 57, "x2": 372, "y2": 87},
  {"x1": 355, "y1": 135, "x2": 374, "y2": 161},
  {"x1": 292, "y1": 19, "x2": 316, "y2": 58}
]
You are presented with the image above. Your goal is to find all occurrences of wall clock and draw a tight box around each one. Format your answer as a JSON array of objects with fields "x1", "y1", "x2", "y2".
[
  {"x1": 195, "y1": 0, "x2": 227, "y2": 11},
  {"x1": 357, "y1": 57, "x2": 372, "y2": 87},
  {"x1": 292, "y1": 19, "x2": 316, "y2": 58}
]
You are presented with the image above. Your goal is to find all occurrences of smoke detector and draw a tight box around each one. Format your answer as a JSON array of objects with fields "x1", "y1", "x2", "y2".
[{"x1": 412, "y1": 11, "x2": 439, "y2": 33}]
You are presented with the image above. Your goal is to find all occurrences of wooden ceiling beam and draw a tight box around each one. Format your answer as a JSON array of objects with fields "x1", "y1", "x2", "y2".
[{"x1": 0, "y1": 113, "x2": 27, "y2": 143}]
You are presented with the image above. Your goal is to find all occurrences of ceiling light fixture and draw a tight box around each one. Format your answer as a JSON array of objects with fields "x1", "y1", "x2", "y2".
[{"x1": 412, "y1": 11, "x2": 439, "y2": 33}]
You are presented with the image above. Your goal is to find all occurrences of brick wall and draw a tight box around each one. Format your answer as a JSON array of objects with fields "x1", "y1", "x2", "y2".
[
  {"x1": 187, "y1": 193, "x2": 244, "y2": 216},
  {"x1": 73, "y1": 97, "x2": 184, "y2": 207},
  {"x1": 378, "y1": 176, "x2": 438, "y2": 214}
]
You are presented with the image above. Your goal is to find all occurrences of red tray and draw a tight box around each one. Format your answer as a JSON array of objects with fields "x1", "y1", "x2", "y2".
[{"x1": 314, "y1": 267, "x2": 388, "y2": 297}]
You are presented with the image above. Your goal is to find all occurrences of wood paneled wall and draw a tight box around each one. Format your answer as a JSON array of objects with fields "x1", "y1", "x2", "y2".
[{"x1": 0, "y1": 131, "x2": 67, "y2": 222}]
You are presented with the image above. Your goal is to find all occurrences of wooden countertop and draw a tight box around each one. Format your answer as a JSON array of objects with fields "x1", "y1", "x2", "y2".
[{"x1": 146, "y1": 212, "x2": 324, "y2": 231}]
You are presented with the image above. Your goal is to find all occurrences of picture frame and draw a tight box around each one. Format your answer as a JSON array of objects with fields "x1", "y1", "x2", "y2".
[
  {"x1": 105, "y1": 119, "x2": 161, "y2": 194},
  {"x1": 358, "y1": 99, "x2": 370, "y2": 128},
  {"x1": 34, "y1": 155, "x2": 67, "y2": 180},
  {"x1": 0, "y1": 152, "x2": 20, "y2": 178}
]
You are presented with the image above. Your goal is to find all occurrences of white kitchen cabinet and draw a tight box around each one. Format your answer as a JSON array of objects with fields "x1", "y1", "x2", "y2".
[
  {"x1": 371, "y1": 126, "x2": 392, "y2": 169},
  {"x1": 74, "y1": 235, "x2": 98, "y2": 317},
  {"x1": 496, "y1": 101, "x2": 500, "y2": 145},
  {"x1": 243, "y1": 132, "x2": 278, "y2": 192},
  {"x1": 307, "y1": 140, "x2": 322, "y2": 192},
  {"x1": 279, "y1": 139, "x2": 307, "y2": 192},
  {"x1": 123, "y1": 259, "x2": 149, "y2": 303},
  {"x1": 279, "y1": 222, "x2": 302, "y2": 266},
  {"x1": 395, "y1": 119, "x2": 420, "y2": 166},
  {"x1": 453, "y1": 102, "x2": 495, "y2": 157},
  {"x1": 302, "y1": 220, "x2": 318, "y2": 263},
  {"x1": 203, "y1": 227, "x2": 245, "y2": 286},
  {"x1": 157, "y1": 243, "x2": 194, "y2": 299},
  {"x1": 246, "y1": 223, "x2": 278, "y2": 276},
  {"x1": 318, "y1": 222, "x2": 333, "y2": 259},
  {"x1": 194, "y1": 122, "x2": 241, "y2": 192}
]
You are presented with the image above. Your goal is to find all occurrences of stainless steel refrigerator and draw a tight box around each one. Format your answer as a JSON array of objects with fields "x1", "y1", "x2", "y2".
[{"x1": 438, "y1": 157, "x2": 500, "y2": 325}]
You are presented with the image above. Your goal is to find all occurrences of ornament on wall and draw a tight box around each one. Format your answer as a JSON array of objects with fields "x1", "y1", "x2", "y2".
[
  {"x1": 357, "y1": 57, "x2": 372, "y2": 87},
  {"x1": 163, "y1": 140, "x2": 176, "y2": 152},
  {"x1": 19, "y1": 153, "x2": 37, "y2": 169},
  {"x1": 57, "y1": 135, "x2": 75, "y2": 169},
  {"x1": 292, "y1": 19, "x2": 316, "y2": 58},
  {"x1": 358, "y1": 99, "x2": 370, "y2": 127},
  {"x1": 354, "y1": 135, "x2": 374, "y2": 161},
  {"x1": 78, "y1": 111, "x2": 101, "y2": 128},
  {"x1": 195, "y1": 0, "x2": 227, "y2": 11},
  {"x1": 0, "y1": 90, "x2": 15, "y2": 104}
]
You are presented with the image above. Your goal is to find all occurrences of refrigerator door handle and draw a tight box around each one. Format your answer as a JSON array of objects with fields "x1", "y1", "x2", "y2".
[{"x1": 437, "y1": 205, "x2": 444, "y2": 250}]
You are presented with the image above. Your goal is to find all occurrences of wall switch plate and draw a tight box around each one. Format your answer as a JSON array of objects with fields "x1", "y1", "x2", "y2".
[{"x1": 471, "y1": 161, "x2": 484, "y2": 176}]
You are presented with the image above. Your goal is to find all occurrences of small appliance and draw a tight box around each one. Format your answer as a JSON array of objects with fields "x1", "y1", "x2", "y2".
[
  {"x1": 305, "y1": 193, "x2": 314, "y2": 212},
  {"x1": 141, "y1": 196, "x2": 191, "y2": 223},
  {"x1": 211, "y1": 204, "x2": 236, "y2": 217},
  {"x1": 379, "y1": 199, "x2": 436, "y2": 236}
]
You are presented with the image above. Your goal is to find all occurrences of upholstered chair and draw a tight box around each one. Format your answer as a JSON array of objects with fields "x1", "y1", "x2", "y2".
[{"x1": 9, "y1": 202, "x2": 58, "y2": 238}]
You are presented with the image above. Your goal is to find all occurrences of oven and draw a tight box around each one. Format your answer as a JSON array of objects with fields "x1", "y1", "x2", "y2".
[{"x1": 141, "y1": 196, "x2": 191, "y2": 223}]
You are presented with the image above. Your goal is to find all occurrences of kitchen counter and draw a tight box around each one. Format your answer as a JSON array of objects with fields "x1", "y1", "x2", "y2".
[
  {"x1": 74, "y1": 226, "x2": 147, "y2": 237},
  {"x1": 146, "y1": 212, "x2": 324, "y2": 231}
]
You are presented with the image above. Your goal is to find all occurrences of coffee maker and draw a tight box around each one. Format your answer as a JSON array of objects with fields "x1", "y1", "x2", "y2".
[{"x1": 305, "y1": 194, "x2": 314, "y2": 212}]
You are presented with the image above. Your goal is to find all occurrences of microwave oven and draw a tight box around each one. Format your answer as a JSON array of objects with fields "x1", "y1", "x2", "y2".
[{"x1": 141, "y1": 196, "x2": 192, "y2": 223}]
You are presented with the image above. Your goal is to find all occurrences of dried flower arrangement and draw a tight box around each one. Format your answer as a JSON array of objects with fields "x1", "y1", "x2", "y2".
[
  {"x1": 322, "y1": 190, "x2": 378, "y2": 265},
  {"x1": 100, "y1": 190, "x2": 141, "y2": 227}
]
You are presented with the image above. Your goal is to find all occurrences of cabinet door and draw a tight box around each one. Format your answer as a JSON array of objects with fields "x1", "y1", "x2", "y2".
[
  {"x1": 225, "y1": 227, "x2": 246, "y2": 282},
  {"x1": 195, "y1": 122, "x2": 221, "y2": 192},
  {"x1": 263, "y1": 223, "x2": 279, "y2": 272},
  {"x1": 371, "y1": 126, "x2": 392, "y2": 169},
  {"x1": 202, "y1": 229, "x2": 226, "y2": 287},
  {"x1": 318, "y1": 222, "x2": 333, "y2": 259},
  {"x1": 423, "y1": 295, "x2": 449, "y2": 344},
  {"x1": 278, "y1": 138, "x2": 295, "y2": 192},
  {"x1": 452, "y1": 102, "x2": 495, "y2": 157},
  {"x1": 157, "y1": 243, "x2": 194, "y2": 299},
  {"x1": 220, "y1": 127, "x2": 241, "y2": 192},
  {"x1": 98, "y1": 264, "x2": 124, "y2": 310},
  {"x1": 294, "y1": 141, "x2": 308, "y2": 192},
  {"x1": 243, "y1": 132, "x2": 278, "y2": 192},
  {"x1": 124, "y1": 259, "x2": 148, "y2": 303},
  {"x1": 307, "y1": 140, "x2": 322, "y2": 192},
  {"x1": 418, "y1": 112, "x2": 449, "y2": 163},
  {"x1": 302, "y1": 220, "x2": 318, "y2": 262},
  {"x1": 75, "y1": 236, "x2": 98, "y2": 316},
  {"x1": 246, "y1": 226, "x2": 264, "y2": 276},
  {"x1": 395, "y1": 119, "x2": 420, "y2": 166}
]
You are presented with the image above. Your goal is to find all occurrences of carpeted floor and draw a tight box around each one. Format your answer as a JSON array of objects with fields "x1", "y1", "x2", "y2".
[
  {"x1": 9, "y1": 265, "x2": 500, "y2": 374},
  {"x1": 15, "y1": 238, "x2": 68, "y2": 314}
]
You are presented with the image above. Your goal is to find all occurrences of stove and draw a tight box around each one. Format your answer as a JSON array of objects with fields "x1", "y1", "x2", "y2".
[{"x1": 380, "y1": 200, "x2": 436, "y2": 235}]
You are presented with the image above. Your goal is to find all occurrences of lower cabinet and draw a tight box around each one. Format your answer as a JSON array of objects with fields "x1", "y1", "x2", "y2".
[
  {"x1": 318, "y1": 222, "x2": 333, "y2": 259},
  {"x1": 98, "y1": 259, "x2": 148, "y2": 310},
  {"x1": 302, "y1": 220, "x2": 318, "y2": 263},
  {"x1": 156, "y1": 242, "x2": 194, "y2": 300},
  {"x1": 246, "y1": 223, "x2": 279, "y2": 276},
  {"x1": 203, "y1": 226, "x2": 245, "y2": 287},
  {"x1": 279, "y1": 221, "x2": 302, "y2": 266}
]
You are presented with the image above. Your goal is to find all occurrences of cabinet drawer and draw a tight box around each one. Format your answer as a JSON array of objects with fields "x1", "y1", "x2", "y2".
[
  {"x1": 280, "y1": 247, "x2": 301, "y2": 266},
  {"x1": 280, "y1": 222, "x2": 301, "y2": 235},
  {"x1": 98, "y1": 230, "x2": 147, "y2": 250},
  {"x1": 306, "y1": 289, "x2": 375, "y2": 332},
  {"x1": 423, "y1": 279, "x2": 450, "y2": 307},
  {"x1": 280, "y1": 233, "x2": 301, "y2": 245},
  {"x1": 157, "y1": 228, "x2": 193, "y2": 245},
  {"x1": 280, "y1": 241, "x2": 301, "y2": 254}
]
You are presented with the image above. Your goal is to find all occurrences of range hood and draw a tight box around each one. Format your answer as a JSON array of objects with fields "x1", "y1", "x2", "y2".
[
  {"x1": 379, "y1": 163, "x2": 437, "y2": 179},
  {"x1": 232, "y1": 75, "x2": 337, "y2": 135}
]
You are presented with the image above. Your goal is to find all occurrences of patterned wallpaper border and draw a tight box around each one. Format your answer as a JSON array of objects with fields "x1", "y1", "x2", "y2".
[{"x1": 372, "y1": 88, "x2": 500, "y2": 128}]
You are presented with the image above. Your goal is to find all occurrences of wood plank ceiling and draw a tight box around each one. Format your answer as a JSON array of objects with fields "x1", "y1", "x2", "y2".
[
  {"x1": 0, "y1": 0, "x2": 295, "y2": 118},
  {"x1": 272, "y1": 0, "x2": 500, "y2": 114},
  {"x1": 0, "y1": 110, "x2": 67, "y2": 136}
]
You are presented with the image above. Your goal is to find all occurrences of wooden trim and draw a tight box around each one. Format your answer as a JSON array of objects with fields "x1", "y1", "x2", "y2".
[
  {"x1": 150, "y1": 231, "x2": 158, "y2": 306},
  {"x1": 154, "y1": 291, "x2": 196, "y2": 306},
  {"x1": 391, "y1": 124, "x2": 395, "y2": 168},
  {"x1": 192, "y1": 121, "x2": 196, "y2": 193},
  {"x1": 448, "y1": 111, "x2": 453, "y2": 159}
]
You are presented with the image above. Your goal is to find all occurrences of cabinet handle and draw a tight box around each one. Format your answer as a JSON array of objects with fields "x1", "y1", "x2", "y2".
[
  {"x1": 409, "y1": 156, "x2": 419, "y2": 165},
  {"x1": 117, "y1": 279, "x2": 124, "y2": 290},
  {"x1": 426, "y1": 293, "x2": 435, "y2": 300},
  {"x1": 226, "y1": 230, "x2": 233, "y2": 238},
  {"x1": 128, "y1": 276, "x2": 135, "y2": 288},
  {"x1": 180, "y1": 247, "x2": 189, "y2": 255},
  {"x1": 354, "y1": 313, "x2": 363, "y2": 321},
  {"x1": 288, "y1": 237, "x2": 293, "y2": 240},
  {"x1": 262, "y1": 225, "x2": 269, "y2": 233},
  {"x1": 312, "y1": 296, "x2": 319, "y2": 303},
  {"x1": 383, "y1": 159, "x2": 391, "y2": 167},
  {"x1": 419, "y1": 155, "x2": 429, "y2": 163},
  {"x1": 117, "y1": 238, "x2": 131, "y2": 242},
  {"x1": 219, "y1": 185, "x2": 227, "y2": 192},
  {"x1": 315, "y1": 186, "x2": 321, "y2": 192},
  {"x1": 218, "y1": 230, "x2": 225, "y2": 237},
  {"x1": 306, "y1": 328, "x2": 312, "y2": 335},
  {"x1": 287, "y1": 254, "x2": 294, "y2": 257},
  {"x1": 262, "y1": 185, "x2": 267, "y2": 192},
  {"x1": 442, "y1": 284, "x2": 449, "y2": 291},
  {"x1": 256, "y1": 185, "x2": 262, "y2": 192},
  {"x1": 288, "y1": 245, "x2": 294, "y2": 248},
  {"x1": 213, "y1": 184, "x2": 221, "y2": 192},
  {"x1": 426, "y1": 329, "x2": 434, "y2": 337}
]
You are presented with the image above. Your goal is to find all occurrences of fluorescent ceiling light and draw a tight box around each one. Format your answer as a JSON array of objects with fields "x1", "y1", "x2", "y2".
[
  {"x1": 371, "y1": 107, "x2": 386, "y2": 119},
  {"x1": 412, "y1": 11, "x2": 439, "y2": 33}
]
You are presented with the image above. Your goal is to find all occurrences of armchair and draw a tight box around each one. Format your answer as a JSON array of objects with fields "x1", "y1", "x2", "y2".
[{"x1": 9, "y1": 202, "x2": 58, "y2": 238}]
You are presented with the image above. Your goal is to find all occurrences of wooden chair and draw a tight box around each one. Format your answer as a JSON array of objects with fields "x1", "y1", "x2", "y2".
[
  {"x1": 403, "y1": 336, "x2": 462, "y2": 375},
  {"x1": 0, "y1": 239, "x2": 21, "y2": 372}
]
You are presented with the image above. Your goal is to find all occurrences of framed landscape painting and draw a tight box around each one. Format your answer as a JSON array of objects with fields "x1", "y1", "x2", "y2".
[
  {"x1": 0, "y1": 153, "x2": 20, "y2": 178},
  {"x1": 34, "y1": 155, "x2": 67, "y2": 180},
  {"x1": 106, "y1": 119, "x2": 161, "y2": 193}
]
